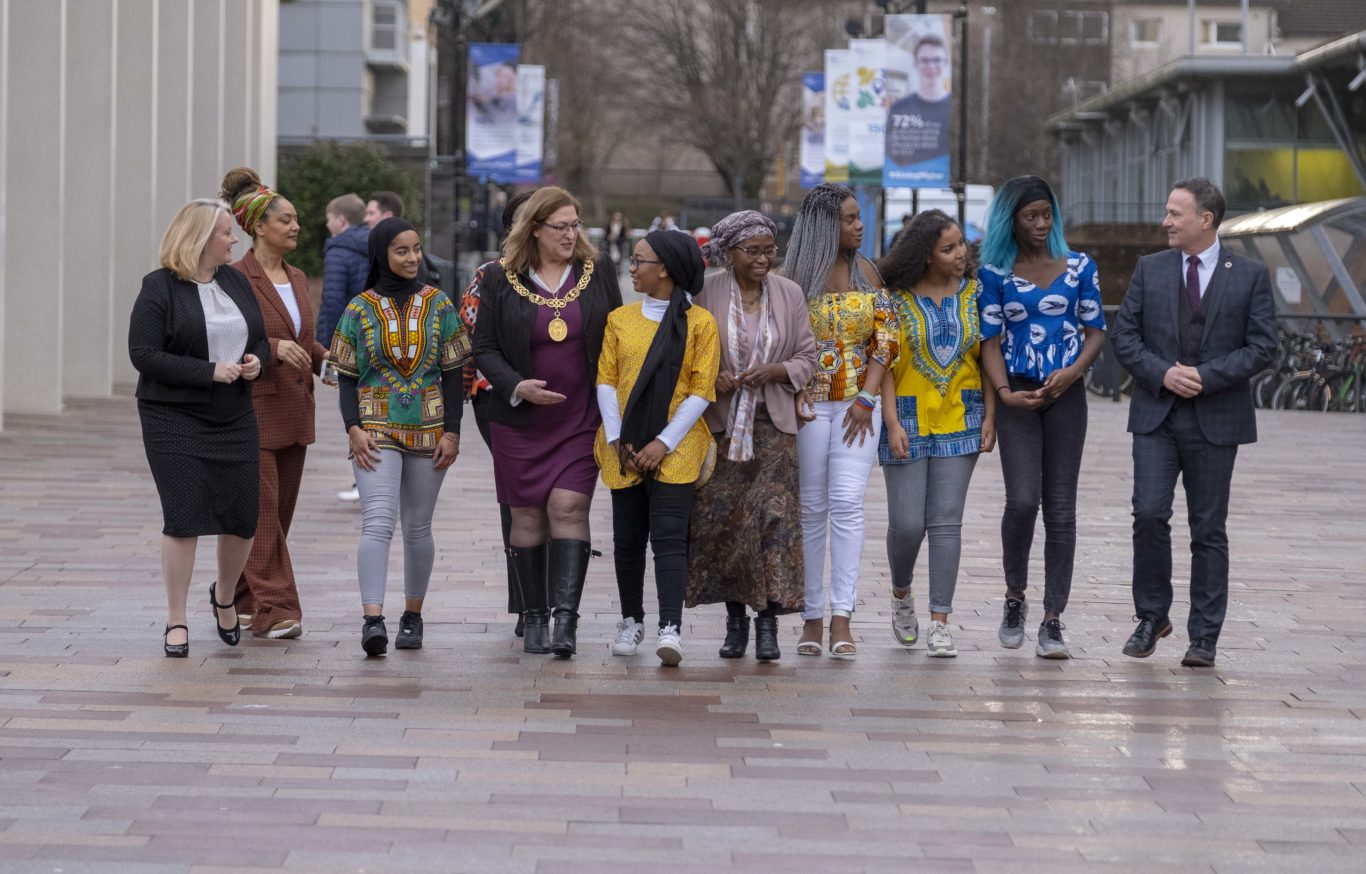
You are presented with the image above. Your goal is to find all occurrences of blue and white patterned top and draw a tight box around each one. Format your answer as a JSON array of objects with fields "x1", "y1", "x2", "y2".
[{"x1": 977, "y1": 252, "x2": 1106, "y2": 382}]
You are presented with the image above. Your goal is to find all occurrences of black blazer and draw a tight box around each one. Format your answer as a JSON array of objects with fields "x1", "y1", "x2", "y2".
[
  {"x1": 128, "y1": 265, "x2": 270, "y2": 405},
  {"x1": 1111, "y1": 246, "x2": 1278, "y2": 446},
  {"x1": 471, "y1": 259, "x2": 623, "y2": 427}
]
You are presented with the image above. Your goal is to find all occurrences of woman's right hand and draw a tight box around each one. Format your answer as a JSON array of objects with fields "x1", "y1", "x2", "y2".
[
  {"x1": 348, "y1": 426, "x2": 382, "y2": 471},
  {"x1": 213, "y1": 361, "x2": 242, "y2": 383},
  {"x1": 515, "y1": 379, "x2": 567, "y2": 405},
  {"x1": 887, "y1": 423, "x2": 911, "y2": 460},
  {"x1": 1001, "y1": 388, "x2": 1045, "y2": 410},
  {"x1": 715, "y1": 370, "x2": 737, "y2": 395}
]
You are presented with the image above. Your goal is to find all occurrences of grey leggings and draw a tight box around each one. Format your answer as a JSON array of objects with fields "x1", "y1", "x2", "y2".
[
  {"x1": 353, "y1": 449, "x2": 447, "y2": 606},
  {"x1": 883, "y1": 453, "x2": 978, "y2": 615}
]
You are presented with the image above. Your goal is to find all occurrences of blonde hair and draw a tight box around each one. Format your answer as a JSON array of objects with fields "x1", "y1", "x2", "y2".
[
  {"x1": 159, "y1": 198, "x2": 230, "y2": 280},
  {"x1": 327, "y1": 193, "x2": 365, "y2": 225},
  {"x1": 501, "y1": 186, "x2": 596, "y2": 275}
]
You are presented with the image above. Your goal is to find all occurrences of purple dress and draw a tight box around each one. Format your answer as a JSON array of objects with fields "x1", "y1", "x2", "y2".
[{"x1": 489, "y1": 269, "x2": 602, "y2": 506}]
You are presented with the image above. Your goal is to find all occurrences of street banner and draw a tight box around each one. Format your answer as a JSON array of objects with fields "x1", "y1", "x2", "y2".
[
  {"x1": 882, "y1": 14, "x2": 952, "y2": 188},
  {"x1": 848, "y1": 39, "x2": 888, "y2": 186},
  {"x1": 466, "y1": 43, "x2": 520, "y2": 179},
  {"x1": 800, "y1": 72, "x2": 824, "y2": 189},
  {"x1": 513, "y1": 64, "x2": 545, "y2": 184},
  {"x1": 823, "y1": 49, "x2": 852, "y2": 184}
]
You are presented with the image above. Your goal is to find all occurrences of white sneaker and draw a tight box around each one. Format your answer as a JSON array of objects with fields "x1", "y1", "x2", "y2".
[
  {"x1": 926, "y1": 620, "x2": 957, "y2": 657},
  {"x1": 611, "y1": 617, "x2": 644, "y2": 656},
  {"x1": 260, "y1": 619, "x2": 303, "y2": 639},
  {"x1": 891, "y1": 590, "x2": 919, "y2": 647},
  {"x1": 655, "y1": 624, "x2": 682, "y2": 666},
  {"x1": 337, "y1": 484, "x2": 360, "y2": 502}
]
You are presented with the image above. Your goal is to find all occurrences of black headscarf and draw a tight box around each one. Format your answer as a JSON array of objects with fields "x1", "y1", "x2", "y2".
[
  {"x1": 1010, "y1": 176, "x2": 1056, "y2": 215},
  {"x1": 618, "y1": 231, "x2": 706, "y2": 463},
  {"x1": 365, "y1": 217, "x2": 425, "y2": 301}
]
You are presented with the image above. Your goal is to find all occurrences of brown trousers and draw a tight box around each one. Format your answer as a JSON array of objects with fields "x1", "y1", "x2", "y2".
[{"x1": 235, "y1": 444, "x2": 307, "y2": 632}]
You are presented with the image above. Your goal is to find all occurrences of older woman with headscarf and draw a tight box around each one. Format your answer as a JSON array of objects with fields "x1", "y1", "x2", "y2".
[
  {"x1": 329, "y1": 217, "x2": 472, "y2": 657},
  {"x1": 596, "y1": 231, "x2": 719, "y2": 666},
  {"x1": 684, "y1": 210, "x2": 818, "y2": 662}
]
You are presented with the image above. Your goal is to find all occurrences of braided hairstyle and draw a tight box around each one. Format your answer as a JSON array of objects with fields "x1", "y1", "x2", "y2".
[{"x1": 783, "y1": 183, "x2": 876, "y2": 301}]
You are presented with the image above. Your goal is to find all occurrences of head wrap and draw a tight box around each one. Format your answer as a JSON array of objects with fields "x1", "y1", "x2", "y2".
[
  {"x1": 702, "y1": 210, "x2": 777, "y2": 267},
  {"x1": 365, "y1": 217, "x2": 424, "y2": 301},
  {"x1": 618, "y1": 232, "x2": 706, "y2": 462},
  {"x1": 231, "y1": 185, "x2": 278, "y2": 237},
  {"x1": 1009, "y1": 176, "x2": 1056, "y2": 215}
]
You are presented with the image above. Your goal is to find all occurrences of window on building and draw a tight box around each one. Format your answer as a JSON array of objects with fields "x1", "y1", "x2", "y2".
[
  {"x1": 1029, "y1": 9, "x2": 1110, "y2": 46},
  {"x1": 1201, "y1": 19, "x2": 1243, "y2": 48},
  {"x1": 1131, "y1": 18, "x2": 1161, "y2": 46}
]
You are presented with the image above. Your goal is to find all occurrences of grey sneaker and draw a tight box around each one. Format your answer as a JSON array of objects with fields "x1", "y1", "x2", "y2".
[
  {"x1": 611, "y1": 617, "x2": 644, "y2": 656},
  {"x1": 926, "y1": 620, "x2": 957, "y2": 657},
  {"x1": 1035, "y1": 618, "x2": 1071, "y2": 659},
  {"x1": 655, "y1": 624, "x2": 682, "y2": 666},
  {"x1": 999, "y1": 596, "x2": 1028, "y2": 649},
  {"x1": 891, "y1": 590, "x2": 919, "y2": 647}
]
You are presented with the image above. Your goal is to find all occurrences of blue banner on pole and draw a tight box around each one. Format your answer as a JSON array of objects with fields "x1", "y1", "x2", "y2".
[
  {"x1": 800, "y1": 72, "x2": 824, "y2": 189},
  {"x1": 466, "y1": 43, "x2": 520, "y2": 179}
]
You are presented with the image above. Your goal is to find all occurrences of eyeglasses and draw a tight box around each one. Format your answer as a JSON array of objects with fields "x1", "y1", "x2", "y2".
[
  {"x1": 916, "y1": 56, "x2": 947, "y2": 67},
  {"x1": 540, "y1": 220, "x2": 582, "y2": 235},
  {"x1": 734, "y1": 245, "x2": 779, "y2": 260},
  {"x1": 627, "y1": 256, "x2": 663, "y2": 269}
]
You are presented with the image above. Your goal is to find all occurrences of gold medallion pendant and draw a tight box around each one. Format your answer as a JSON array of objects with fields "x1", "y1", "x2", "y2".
[
  {"x1": 501, "y1": 258, "x2": 595, "y2": 344},
  {"x1": 548, "y1": 316, "x2": 568, "y2": 342}
]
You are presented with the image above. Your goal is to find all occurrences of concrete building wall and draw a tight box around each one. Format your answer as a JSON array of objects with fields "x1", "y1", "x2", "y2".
[
  {"x1": 0, "y1": 0, "x2": 279, "y2": 429},
  {"x1": 1112, "y1": 4, "x2": 1320, "y2": 83}
]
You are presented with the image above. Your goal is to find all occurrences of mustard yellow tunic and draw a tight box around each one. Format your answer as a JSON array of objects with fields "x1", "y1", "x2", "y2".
[
  {"x1": 805, "y1": 290, "x2": 900, "y2": 402},
  {"x1": 594, "y1": 302, "x2": 720, "y2": 489}
]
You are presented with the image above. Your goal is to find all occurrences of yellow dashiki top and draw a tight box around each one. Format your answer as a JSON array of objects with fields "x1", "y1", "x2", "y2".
[
  {"x1": 878, "y1": 278, "x2": 985, "y2": 463},
  {"x1": 329, "y1": 286, "x2": 472, "y2": 456},
  {"x1": 805, "y1": 290, "x2": 899, "y2": 402},
  {"x1": 594, "y1": 302, "x2": 720, "y2": 489}
]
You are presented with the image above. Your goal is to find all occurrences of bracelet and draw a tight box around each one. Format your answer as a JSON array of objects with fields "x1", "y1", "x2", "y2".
[
  {"x1": 854, "y1": 394, "x2": 876, "y2": 410},
  {"x1": 996, "y1": 386, "x2": 1010, "y2": 396}
]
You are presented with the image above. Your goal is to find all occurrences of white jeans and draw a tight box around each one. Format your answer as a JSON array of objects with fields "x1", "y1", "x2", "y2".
[{"x1": 797, "y1": 398, "x2": 881, "y2": 620}]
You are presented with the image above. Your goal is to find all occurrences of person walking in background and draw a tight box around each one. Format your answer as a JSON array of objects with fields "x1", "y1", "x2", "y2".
[
  {"x1": 128, "y1": 199, "x2": 268, "y2": 656},
  {"x1": 460, "y1": 189, "x2": 535, "y2": 638},
  {"x1": 603, "y1": 210, "x2": 631, "y2": 269},
  {"x1": 783, "y1": 183, "x2": 898, "y2": 659},
  {"x1": 977, "y1": 176, "x2": 1107, "y2": 659},
  {"x1": 685, "y1": 210, "x2": 818, "y2": 662},
  {"x1": 472, "y1": 186, "x2": 623, "y2": 658},
  {"x1": 327, "y1": 193, "x2": 376, "y2": 504},
  {"x1": 220, "y1": 167, "x2": 328, "y2": 640},
  {"x1": 1110, "y1": 178, "x2": 1277, "y2": 667},
  {"x1": 597, "y1": 231, "x2": 718, "y2": 666},
  {"x1": 329, "y1": 218, "x2": 472, "y2": 656},
  {"x1": 364, "y1": 191, "x2": 403, "y2": 230},
  {"x1": 877, "y1": 210, "x2": 995, "y2": 658}
]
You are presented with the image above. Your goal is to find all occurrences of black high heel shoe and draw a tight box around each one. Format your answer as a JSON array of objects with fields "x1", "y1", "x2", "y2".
[
  {"x1": 208, "y1": 581, "x2": 241, "y2": 646},
  {"x1": 164, "y1": 624, "x2": 189, "y2": 658}
]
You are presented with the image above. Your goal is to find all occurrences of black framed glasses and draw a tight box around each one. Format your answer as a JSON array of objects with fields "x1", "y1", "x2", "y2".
[
  {"x1": 540, "y1": 220, "x2": 583, "y2": 235},
  {"x1": 628, "y1": 255, "x2": 663, "y2": 269}
]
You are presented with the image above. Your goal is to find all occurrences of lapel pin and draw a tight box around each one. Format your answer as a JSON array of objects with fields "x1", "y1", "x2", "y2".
[{"x1": 1224, "y1": 261, "x2": 1232, "y2": 269}]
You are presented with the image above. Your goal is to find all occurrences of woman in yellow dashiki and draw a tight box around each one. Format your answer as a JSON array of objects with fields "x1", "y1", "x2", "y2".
[
  {"x1": 595, "y1": 231, "x2": 719, "y2": 666},
  {"x1": 878, "y1": 210, "x2": 996, "y2": 658}
]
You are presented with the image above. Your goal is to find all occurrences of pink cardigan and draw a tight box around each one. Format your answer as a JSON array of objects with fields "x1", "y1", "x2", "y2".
[{"x1": 694, "y1": 270, "x2": 817, "y2": 436}]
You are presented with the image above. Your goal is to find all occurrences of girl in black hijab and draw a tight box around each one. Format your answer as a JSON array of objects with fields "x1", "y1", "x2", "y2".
[{"x1": 594, "y1": 230, "x2": 721, "y2": 666}]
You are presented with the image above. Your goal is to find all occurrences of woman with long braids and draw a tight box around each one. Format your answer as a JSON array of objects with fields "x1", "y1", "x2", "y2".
[
  {"x1": 783, "y1": 183, "x2": 898, "y2": 658},
  {"x1": 685, "y1": 210, "x2": 817, "y2": 662},
  {"x1": 978, "y1": 176, "x2": 1106, "y2": 659},
  {"x1": 877, "y1": 210, "x2": 995, "y2": 657}
]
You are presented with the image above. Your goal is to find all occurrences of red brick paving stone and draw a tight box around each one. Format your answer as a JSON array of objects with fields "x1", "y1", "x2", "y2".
[{"x1": 2, "y1": 393, "x2": 1365, "y2": 870}]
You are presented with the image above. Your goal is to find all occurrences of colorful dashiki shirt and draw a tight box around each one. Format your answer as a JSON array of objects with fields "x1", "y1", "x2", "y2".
[
  {"x1": 330, "y1": 285, "x2": 472, "y2": 456},
  {"x1": 804, "y1": 290, "x2": 900, "y2": 402},
  {"x1": 978, "y1": 252, "x2": 1106, "y2": 382},
  {"x1": 879, "y1": 278, "x2": 985, "y2": 463}
]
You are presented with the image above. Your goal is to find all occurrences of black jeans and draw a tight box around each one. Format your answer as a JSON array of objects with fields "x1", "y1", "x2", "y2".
[
  {"x1": 996, "y1": 377, "x2": 1088, "y2": 615},
  {"x1": 612, "y1": 479, "x2": 694, "y2": 630},
  {"x1": 1131, "y1": 400, "x2": 1238, "y2": 644}
]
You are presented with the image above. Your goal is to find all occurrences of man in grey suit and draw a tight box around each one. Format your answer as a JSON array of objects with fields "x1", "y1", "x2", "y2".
[{"x1": 1110, "y1": 178, "x2": 1278, "y2": 667}]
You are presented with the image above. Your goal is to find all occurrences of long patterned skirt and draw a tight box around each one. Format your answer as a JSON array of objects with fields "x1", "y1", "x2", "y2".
[{"x1": 686, "y1": 413, "x2": 805, "y2": 615}]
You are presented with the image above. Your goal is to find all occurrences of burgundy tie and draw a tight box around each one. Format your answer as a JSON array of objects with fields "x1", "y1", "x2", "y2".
[{"x1": 1185, "y1": 255, "x2": 1202, "y2": 312}]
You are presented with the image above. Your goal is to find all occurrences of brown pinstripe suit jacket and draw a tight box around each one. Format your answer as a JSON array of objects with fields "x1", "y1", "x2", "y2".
[{"x1": 231, "y1": 250, "x2": 329, "y2": 450}]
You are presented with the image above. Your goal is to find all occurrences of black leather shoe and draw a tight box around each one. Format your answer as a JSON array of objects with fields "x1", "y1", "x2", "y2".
[
  {"x1": 513, "y1": 614, "x2": 525, "y2": 638},
  {"x1": 361, "y1": 615, "x2": 388, "y2": 656},
  {"x1": 549, "y1": 539, "x2": 593, "y2": 658},
  {"x1": 508, "y1": 544, "x2": 550, "y2": 654},
  {"x1": 163, "y1": 624, "x2": 189, "y2": 658},
  {"x1": 208, "y1": 582, "x2": 241, "y2": 646},
  {"x1": 395, "y1": 611, "x2": 423, "y2": 650},
  {"x1": 1122, "y1": 616, "x2": 1172, "y2": 658},
  {"x1": 1181, "y1": 639, "x2": 1217, "y2": 667},
  {"x1": 718, "y1": 615, "x2": 749, "y2": 659},
  {"x1": 754, "y1": 615, "x2": 781, "y2": 661}
]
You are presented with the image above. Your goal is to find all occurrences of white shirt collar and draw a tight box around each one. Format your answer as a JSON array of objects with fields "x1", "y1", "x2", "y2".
[
  {"x1": 530, "y1": 264, "x2": 572, "y2": 293},
  {"x1": 1187, "y1": 238, "x2": 1220, "y2": 271}
]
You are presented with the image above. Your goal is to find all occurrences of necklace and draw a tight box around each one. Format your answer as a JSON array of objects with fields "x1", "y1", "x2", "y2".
[{"x1": 501, "y1": 258, "x2": 594, "y2": 342}]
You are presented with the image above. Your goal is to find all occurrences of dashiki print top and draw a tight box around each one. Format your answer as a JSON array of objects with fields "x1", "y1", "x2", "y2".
[
  {"x1": 977, "y1": 252, "x2": 1106, "y2": 382},
  {"x1": 330, "y1": 286, "x2": 472, "y2": 456},
  {"x1": 878, "y1": 277, "x2": 985, "y2": 463},
  {"x1": 805, "y1": 290, "x2": 900, "y2": 402}
]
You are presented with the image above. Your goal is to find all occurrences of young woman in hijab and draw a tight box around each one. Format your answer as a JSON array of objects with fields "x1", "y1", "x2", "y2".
[
  {"x1": 783, "y1": 183, "x2": 899, "y2": 659},
  {"x1": 596, "y1": 231, "x2": 719, "y2": 666},
  {"x1": 329, "y1": 217, "x2": 472, "y2": 656},
  {"x1": 472, "y1": 186, "x2": 623, "y2": 657},
  {"x1": 685, "y1": 210, "x2": 818, "y2": 662},
  {"x1": 978, "y1": 176, "x2": 1106, "y2": 659},
  {"x1": 220, "y1": 167, "x2": 328, "y2": 641}
]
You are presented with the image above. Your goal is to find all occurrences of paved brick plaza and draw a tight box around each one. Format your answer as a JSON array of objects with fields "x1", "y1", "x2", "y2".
[{"x1": 0, "y1": 391, "x2": 1363, "y2": 873}]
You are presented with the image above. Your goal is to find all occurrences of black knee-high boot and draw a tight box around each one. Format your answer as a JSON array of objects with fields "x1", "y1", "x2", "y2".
[
  {"x1": 508, "y1": 543, "x2": 549, "y2": 653},
  {"x1": 549, "y1": 539, "x2": 593, "y2": 657},
  {"x1": 501, "y1": 504, "x2": 523, "y2": 636}
]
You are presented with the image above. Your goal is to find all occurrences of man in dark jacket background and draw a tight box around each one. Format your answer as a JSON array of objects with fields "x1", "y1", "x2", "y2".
[{"x1": 318, "y1": 193, "x2": 369, "y2": 349}]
